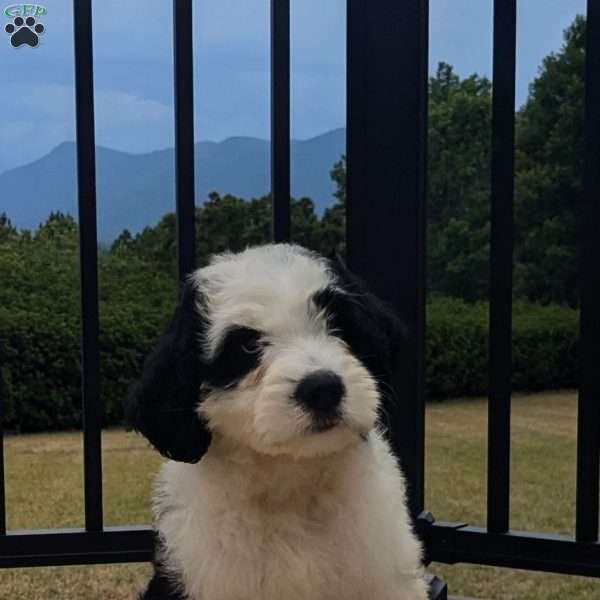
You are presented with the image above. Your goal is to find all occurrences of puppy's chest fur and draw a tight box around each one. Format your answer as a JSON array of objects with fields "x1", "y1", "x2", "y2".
[{"x1": 154, "y1": 434, "x2": 426, "y2": 600}]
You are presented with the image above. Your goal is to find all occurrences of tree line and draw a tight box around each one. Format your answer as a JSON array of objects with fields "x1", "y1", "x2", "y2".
[{"x1": 3, "y1": 16, "x2": 587, "y2": 305}]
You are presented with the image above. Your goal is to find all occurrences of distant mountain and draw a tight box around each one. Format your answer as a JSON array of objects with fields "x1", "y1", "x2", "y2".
[{"x1": 0, "y1": 128, "x2": 345, "y2": 242}]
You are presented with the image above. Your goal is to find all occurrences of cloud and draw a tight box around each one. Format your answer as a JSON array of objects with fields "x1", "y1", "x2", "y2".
[
  {"x1": 0, "y1": 83, "x2": 72, "y2": 173},
  {"x1": 0, "y1": 82, "x2": 173, "y2": 173},
  {"x1": 95, "y1": 89, "x2": 172, "y2": 147},
  {"x1": 0, "y1": 0, "x2": 586, "y2": 175}
]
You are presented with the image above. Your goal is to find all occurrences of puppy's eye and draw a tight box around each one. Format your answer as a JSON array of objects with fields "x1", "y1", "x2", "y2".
[
  {"x1": 241, "y1": 337, "x2": 261, "y2": 354},
  {"x1": 206, "y1": 326, "x2": 264, "y2": 388},
  {"x1": 234, "y1": 328, "x2": 263, "y2": 354},
  {"x1": 221, "y1": 327, "x2": 262, "y2": 357}
]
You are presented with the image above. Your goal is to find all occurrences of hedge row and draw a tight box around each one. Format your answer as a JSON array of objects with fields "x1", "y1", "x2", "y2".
[
  {"x1": 426, "y1": 297, "x2": 578, "y2": 398},
  {"x1": 0, "y1": 296, "x2": 579, "y2": 432},
  {"x1": 0, "y1": 303, "x2": 170, "y2": 432}
]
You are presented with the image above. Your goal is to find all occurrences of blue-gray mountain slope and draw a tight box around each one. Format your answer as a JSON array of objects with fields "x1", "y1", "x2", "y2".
[{"x1": 0, "y1": 128, "x2": 345, "y2": 242}]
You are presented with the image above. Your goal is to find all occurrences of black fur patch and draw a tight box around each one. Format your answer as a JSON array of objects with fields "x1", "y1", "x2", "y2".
[
  {"x1": 205, "y1": 326, "x2": 263, "y2": 388},
  {"x1": 127, "y1": 280, "x2": 212, "y2": 463},
  {"x1": 139, "y1": 553, "x2": 187, "y2": 600},
  {"x1": 317, "y1": 258, "x2": 410, "y2": 428}
]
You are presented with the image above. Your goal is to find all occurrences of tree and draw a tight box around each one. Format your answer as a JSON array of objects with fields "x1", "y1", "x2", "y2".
[
  {"x1": 324, "y1": 20, "x2": 588, "y2": 306},
  {"x1": 291, "y1": 196, "x2": 325, "y2": 251},
  {"x1": 318, "y1": 156, "x2": 346, "y2": 257},
  {"x1": 514, "y1": 15, "x2": 586, "y2": 305},
  {"x1": 427, "y1": 63, "x2": 492, "y2": 300},
  {"x1": 196, "y1": 192, "x2": 259, "y2": 261},
  {"x1": 0, "y1": 212, "x2": 16, "y2": 242},
  {"x1": 324, "y1": 66, "x2": 493, "y2": 298}
]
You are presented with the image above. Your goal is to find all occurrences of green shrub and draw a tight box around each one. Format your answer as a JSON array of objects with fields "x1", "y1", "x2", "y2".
[
  {"x1": 0, "y1": 300, "x2": 173, "y2": 433},
  {"x1": 425, "y1": 296, "x2": 578, "y2": 399},
  {"x1": 0, "y1": 307, "x2": 82, "y2": 431},
  {"x1": 0, "y1": 214, "x2": 176, "y2": 432},
  {"x1": 1, "y1": 294, "x2": 580, "y2": 432},
  {"x1": 511, "y1": 301, "x2": 578, "y2": 391},
  {"x1": 426, "y1": 297, "x2": 489, "y2": 397},
  {"x1": 0, "y1": 213, "x2": 581, "y2": 430}
]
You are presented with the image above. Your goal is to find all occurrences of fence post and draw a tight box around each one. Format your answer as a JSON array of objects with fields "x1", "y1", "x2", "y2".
[
  {"x1": 576, "y1": 0, "x2": 600, "y2": 543},
  {"x1": 73, "y1": 0, "x2": 103, "y2": 533},
  {"x1": 346, "y1": 4, "x2": 446, "y2": 595},
  {"x1": 346, "y1": 0, "x2": 428, "y2": 519},
  {"x1": 173, "y1": 0, "x2": 196, "y2": 282},
  {"x1": 270, "y1": 0, "x2": 291, "y2": 242},
  {"x1": 487, "y1": 0, "x2": 516, "y2": 536}
]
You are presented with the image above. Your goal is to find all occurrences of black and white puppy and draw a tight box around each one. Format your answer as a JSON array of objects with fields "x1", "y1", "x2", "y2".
[{"x1": 129, "y1": 244, "x2": 427, "y2": 600}]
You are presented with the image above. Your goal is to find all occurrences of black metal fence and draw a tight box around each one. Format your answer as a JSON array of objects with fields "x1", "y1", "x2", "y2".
[{"x1": 0, "y1": 0, "x2": 599, "y2": 592}]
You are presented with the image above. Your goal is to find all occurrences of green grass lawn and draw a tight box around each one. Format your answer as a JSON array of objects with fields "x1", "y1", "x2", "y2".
[
  {"x1": 1, "y1": 391, "x2": 599, "y2": 599},
  {"x1": 426, "y1": 391, "x2": 600, "y2": 599}
]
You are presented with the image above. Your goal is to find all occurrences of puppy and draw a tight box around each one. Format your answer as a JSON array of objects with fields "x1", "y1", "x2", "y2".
[{"x1": 129, "y1": 244, "x2": 427, "y2": 600}]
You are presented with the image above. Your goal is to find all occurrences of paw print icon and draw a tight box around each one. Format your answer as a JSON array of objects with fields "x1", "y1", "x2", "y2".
[{"x1": 5, "y1": 16, "x2": 45, "y2": 48}]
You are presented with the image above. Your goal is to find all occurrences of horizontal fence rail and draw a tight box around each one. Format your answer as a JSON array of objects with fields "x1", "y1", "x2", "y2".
[
  {"x1": 0, "y1": 0, "x2": 599, "y2": 590},
  {"x1": 424, "y1": 521, "x2": 600, "y2": 578},
  {"x1": 0, "y1": 528, "x2": 153, "y2": 569}
]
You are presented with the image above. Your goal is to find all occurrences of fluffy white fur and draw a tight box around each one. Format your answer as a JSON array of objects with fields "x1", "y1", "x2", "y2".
[{"x1": 148, "y1": 245, "x2": 427, "y2": 599}]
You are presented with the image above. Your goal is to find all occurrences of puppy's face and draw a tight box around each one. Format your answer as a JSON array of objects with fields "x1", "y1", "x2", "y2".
[
  {"x1": 195, "y1": 246, "x2": 380, "y2": 458},
  {"x1": 128, "y1": 244, "x2": 407, "y2": 462}
]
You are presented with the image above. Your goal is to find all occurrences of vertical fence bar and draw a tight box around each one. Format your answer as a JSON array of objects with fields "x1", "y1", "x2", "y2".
[
  {"x1": 346, "y1": 0, "x2": 429, "y2": 518},
  {"x1": 73, "y1": 0, "x2": 103, "y2": 532},
  {"x1": 271, "y1": 0, "x2": 291, "y2": 242},
  {"x1": 174, "y1": 0, "x2": 196, "y2": 282},
  {"x1": 576, "y1": 0, "x2": 600, "y2": 543},
  {"x1": 0, "y1": 395, "x2": 5, "y2": 535},
  {"x1": 487, "y1": 0, "x2": 516, "y2": 535}
]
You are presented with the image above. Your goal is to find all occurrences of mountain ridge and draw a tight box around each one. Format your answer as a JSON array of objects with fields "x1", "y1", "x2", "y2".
[{"x1": 0, "y1": 128, "x2": 346, "y2": 242}]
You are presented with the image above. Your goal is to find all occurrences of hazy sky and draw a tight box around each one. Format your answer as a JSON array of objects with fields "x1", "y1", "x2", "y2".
[{"x1": 0, "y1": 0, "x2": 586, "y2": 174}]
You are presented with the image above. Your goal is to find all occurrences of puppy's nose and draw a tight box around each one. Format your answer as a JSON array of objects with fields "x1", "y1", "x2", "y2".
[{"x1": 295, "y1": 370, "x2": 345, "y2": 413}]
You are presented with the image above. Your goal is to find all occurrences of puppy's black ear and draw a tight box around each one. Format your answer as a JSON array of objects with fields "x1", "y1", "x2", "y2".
[
  {"x1": 127, "y1": 279, "x2": 211, "y2": 463},
  {"x1": 327, "y1": 256, "x2": 412, "y2": 428}
]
